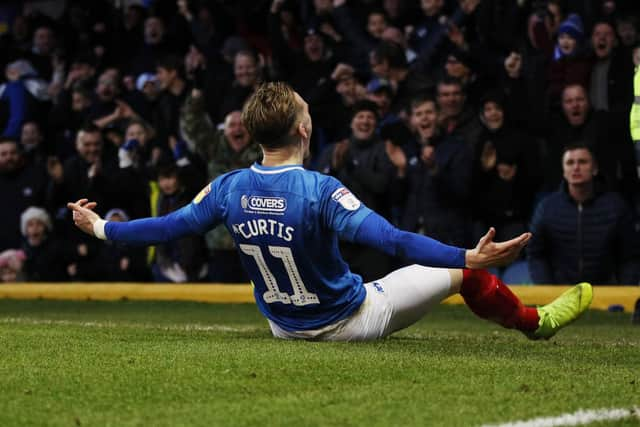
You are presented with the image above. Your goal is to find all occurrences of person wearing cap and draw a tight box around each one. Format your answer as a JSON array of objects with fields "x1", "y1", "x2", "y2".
[
  {"x1": 365, "y1": 79, "x2": 398, "y2": 129},
  {"x1": 317, "y1": 100, "x2": 395, "y2": 281},
  {"x1": 20, "y1": 206, "x2": 68, "y2": 281},
  {"x1": 547, "y1": 13, "x2": 591, "y2": 106}
]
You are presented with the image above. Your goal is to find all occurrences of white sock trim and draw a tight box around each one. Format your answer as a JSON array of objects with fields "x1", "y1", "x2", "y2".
[{"x1": 93, "y1": 219, "x2": 108, "y2": 240}]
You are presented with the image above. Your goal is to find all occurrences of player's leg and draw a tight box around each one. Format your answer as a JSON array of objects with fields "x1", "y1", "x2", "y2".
[
  {"x1": 377, "y1": 264, "x2": 455, "y2": 335},
  {"x1": 454, "y1": 268, "x2": 540, "y2": 332},
  {"x1": 334, "y1": 265, "x2": 538, "y2": 338},
  {"x1": 455, "y1": 269, "x2": 593, "y2": 339}
]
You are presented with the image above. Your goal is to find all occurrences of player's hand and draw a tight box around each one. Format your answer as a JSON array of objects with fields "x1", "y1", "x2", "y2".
[
  {"x1": 465, "y1": 228, "x2": 531, "y2": 269},
  {"x1": 67, "y1": 199, "x2": 100, "y2": 236}
]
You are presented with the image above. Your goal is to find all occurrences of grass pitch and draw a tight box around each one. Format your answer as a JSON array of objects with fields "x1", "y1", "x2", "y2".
[{"x1": 0, "y1": 299, "x2": 638, "y2": 427}]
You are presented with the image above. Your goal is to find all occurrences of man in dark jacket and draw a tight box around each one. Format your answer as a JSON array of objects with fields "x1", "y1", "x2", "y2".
[
  {"x1": 317, "y1": 100, "x2": 396, "y2": 281},
  {"x1": 400, "y1": 96, "x2": 474, "y2": 248},
  {"x1": 0, "y1": 138, "x2": 48, "y2": 251},
  {"x1": 528, "y1": 144, "x2": 639, "y2": 284},
  {"x1": 542, "y1": 84, "x2": 638, "y2": 206}
]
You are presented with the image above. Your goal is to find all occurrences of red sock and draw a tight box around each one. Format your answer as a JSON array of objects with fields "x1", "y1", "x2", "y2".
[{"x1": 461, "y1": 269, "x2": 539, "y2": 332}]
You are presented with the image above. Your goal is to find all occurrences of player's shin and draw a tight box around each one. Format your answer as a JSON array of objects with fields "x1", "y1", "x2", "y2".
[{"x1": 460, "y1": 269, "x2": 539, "y2": 332}]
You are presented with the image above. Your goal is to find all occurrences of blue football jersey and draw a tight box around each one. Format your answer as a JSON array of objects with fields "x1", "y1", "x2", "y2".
[{"x1": 185, "y1": 163, "x2": 373, "y2": 331}]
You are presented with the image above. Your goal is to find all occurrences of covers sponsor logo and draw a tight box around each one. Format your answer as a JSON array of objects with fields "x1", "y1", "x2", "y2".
[
  {"x1": 193, "y1": 183, "x2": 211, "y2": 204},
  {"x1": 241, "y1": 195, "x2": 287, "y2": 213},
  {"x1": 331, "y1": 187, "x2": 361, "y2": 211}
]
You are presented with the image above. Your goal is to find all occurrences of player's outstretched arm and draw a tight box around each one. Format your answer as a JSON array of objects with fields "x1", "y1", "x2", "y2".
[
  {"x1": 352, "y1": 212, "x2": 530, "y2": 269},
  {"x1": 67, "y1": 197, "x2": 212, "y2": 245}
]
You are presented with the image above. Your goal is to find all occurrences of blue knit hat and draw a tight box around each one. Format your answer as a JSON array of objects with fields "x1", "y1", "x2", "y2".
[{"x1": 558, "y1": 14, "x2": 584, "y2": 41}]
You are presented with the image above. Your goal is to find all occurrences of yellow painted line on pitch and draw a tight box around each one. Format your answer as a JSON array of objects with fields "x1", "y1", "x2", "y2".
[{"x1": 1, "y1": 284, "x2": 638, "y2": 312}]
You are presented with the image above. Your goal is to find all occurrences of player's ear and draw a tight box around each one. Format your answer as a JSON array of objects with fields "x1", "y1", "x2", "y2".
[{"x1": 297, "y1": 122, "x2": 309, "y2": 140}]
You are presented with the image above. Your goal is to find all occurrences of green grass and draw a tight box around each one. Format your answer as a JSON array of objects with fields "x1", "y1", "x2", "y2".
[{"x1": 0, "y1": 299, "x2": 638, "y2": 427}]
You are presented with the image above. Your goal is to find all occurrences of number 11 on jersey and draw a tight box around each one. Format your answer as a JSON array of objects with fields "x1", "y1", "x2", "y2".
[{"x1": 239, "y1": 244, "x2": 320, "y2": 306}]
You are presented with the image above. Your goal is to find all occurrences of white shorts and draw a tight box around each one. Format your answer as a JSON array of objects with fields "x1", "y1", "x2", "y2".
[{"x1": 268, "y1": 265, "x2": 452, "y2": 341}]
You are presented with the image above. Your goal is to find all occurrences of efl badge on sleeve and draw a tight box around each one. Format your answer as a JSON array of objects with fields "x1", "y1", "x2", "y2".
[
  {"x1": 193, "y1": 183, "x2": 211, "y2": 204},
  {"x1": 331, "y1": 187, "x2": 361, "y2": 211}
]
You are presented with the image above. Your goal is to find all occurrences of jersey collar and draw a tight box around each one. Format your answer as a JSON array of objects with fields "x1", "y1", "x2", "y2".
[{"x1": 250, "y1": 163, "x2": 305, "y2": 174}]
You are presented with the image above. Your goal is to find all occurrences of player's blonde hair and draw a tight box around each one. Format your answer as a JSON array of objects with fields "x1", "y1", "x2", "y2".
[{"x1": 242, "y1": 82, "x2": 300, "y2": 148}]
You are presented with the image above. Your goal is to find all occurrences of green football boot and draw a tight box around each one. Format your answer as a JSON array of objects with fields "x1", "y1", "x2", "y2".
[{"x1": 529, "y1": 282, "x2": 593, "y2": 340}]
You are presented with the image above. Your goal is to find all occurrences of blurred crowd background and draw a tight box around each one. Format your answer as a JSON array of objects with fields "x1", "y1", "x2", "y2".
[{"x1": 0, "y1": 0, "x2": 639, "y2": 285}]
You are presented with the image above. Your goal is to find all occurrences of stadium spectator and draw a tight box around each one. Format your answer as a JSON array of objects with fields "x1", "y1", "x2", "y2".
[
  {"x1": 26, "y1": 25, "x2": 56, "y2": 81},
  {"x1": 20, "y1": 206, "x2": 67, "y2": 282},
  {"x1": 317, "y1": 99, "x2": 396, "y2": 280},
  {"x1": 151, "y1": 163, "x2": 208, "y2": 283},
  {"x1": 546, "y1": 14, "x2": 591, "y2": 109},
  {"x1": 471, "y1": 92, "x2": 541, "y2": 282},
  {"x1": 331, "y1": 0, "x2": 387, "y2": 70},
  {"x1": 369, "y1": 41, "x2": 433, "y2": 115},
  {"x1": 0, "y1": 138, "x2": 47, "y2": 252},
  {"x1": 128, "y1": 16, "x2": 176, "y2": 76},
  {"x1": 19, "y1": 120, "x2": 47, "y2": 168},
  {"x1": 0, "y1": 248, "x2": 26, "y2": 282},
  {"x1": 528, "y1": 144, "x2": 640, "y2": 284},
  {"x1": 589, "y1": 21, "x2": 634, "y2": 114},
  {"x1": 436, "y1": 76, "x2": 482, "y2": 150},
  {"x1": 0, "y1": 60, "x2": 46, "y2": 139},
  {"x1": 615, "y1": 15, "x2": 638, "y2": 48},
  {"x1": 181, "y1": 90, "x2": 260, "y2": 282},
  {"x1": 268, "y1": 2, "x2": 336, "y2": 102},
  {"x1": 96, "y1": 208, "x2": 151, "y2": 282},
  {"x1": 399, "y1": 95, "x2": 473, "y2": 248},
  {"x1": 217, "y1": 50, "x2": 263, "y2": 123},
  {"x1": 380, "y1": 26, "x2": 417, "y2": 65},
  {"x1": 541, "y1": 84, "x2": 638, "y2": 205},
  {"x1": 68, "y1": 82, "x2": 592, "y2": 341},
  {"x1": 308, "y1": 62, "x2": 366, "y2": 153},
  {"x1": 46, "y1": 124, "x2": 114, "y2": 214},
  {"x1": 153, "y1": 54, "x2": 189, "y2": 149}
]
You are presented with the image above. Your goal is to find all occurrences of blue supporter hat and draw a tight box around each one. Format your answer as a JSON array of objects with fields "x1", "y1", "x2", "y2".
[
  {"x1": 366, "y1": 78, "x2": 392, "y2": 94},
  {"x1": 558, "y1": 14, "x2": 584, "y2": 41},
  {"x1": 136, "y1": 73, "x2": 157, "y2": 91}
]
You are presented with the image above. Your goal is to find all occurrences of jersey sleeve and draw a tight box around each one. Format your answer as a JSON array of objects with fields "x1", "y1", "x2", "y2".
[
  {"x1": 181, "y1": 178, "x2": 226, "y2": 232},
  {"x1": 105, "y1": 178, "x2": 225, "y2": 244},
  {"x1": 320, "y1": 176, "x2": 373, "y2": 241}
]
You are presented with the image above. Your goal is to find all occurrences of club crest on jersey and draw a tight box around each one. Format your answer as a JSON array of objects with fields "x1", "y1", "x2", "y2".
[
  {"x1": 241, "y1": 195, "x2": 287, "y2": 214},
  {"x1": 331, "y1": 187, "x2": 361, "y2": 211},
  {"x1": 193, "y1": 183, "x2": 211, "y2": 204}
]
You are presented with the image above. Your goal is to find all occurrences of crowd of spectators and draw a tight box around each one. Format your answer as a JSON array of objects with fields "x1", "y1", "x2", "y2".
[{"x1": 1, "y1": 0, "x2": 639, "y2": 285}]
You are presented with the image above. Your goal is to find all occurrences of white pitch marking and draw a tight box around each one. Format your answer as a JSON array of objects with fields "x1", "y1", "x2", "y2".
[
  {"x1": 481, "y1": 407, "x2": 640, "y2": 427},
  {"x1": 0, "y1": 317, "x2": 262, "y2": 333}
]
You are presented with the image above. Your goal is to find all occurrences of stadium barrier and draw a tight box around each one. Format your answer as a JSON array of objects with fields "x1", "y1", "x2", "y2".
[{"x1": 1, "y1": 284, "x2": 639, "y2": 312}]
